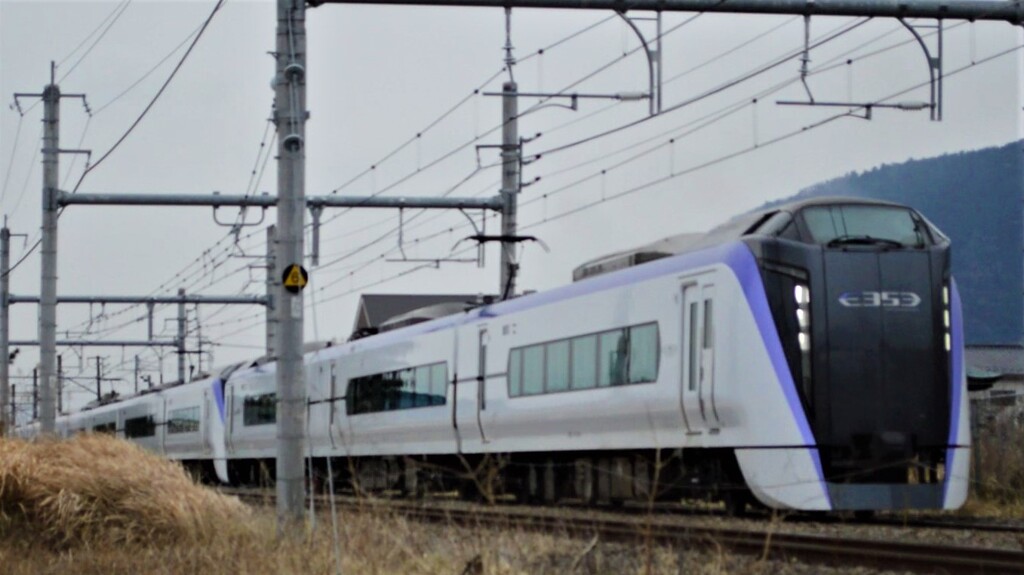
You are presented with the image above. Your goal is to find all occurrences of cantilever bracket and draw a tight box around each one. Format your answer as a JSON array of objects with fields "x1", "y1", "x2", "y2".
[
  {"x1": 211, "y1": 192, "x2": 269, "y2": 231},
  {"x1": 385, "y1": 208, "x2": 487, "y2": 267},
  {"x1": 898, "y1": 18, "x2": 943, "y2": 121},
  {"x1": 778, "y1": 17, "x2": 942, "y2": 121},
  {"x1": 616, "y1": 10, "x2": 660, "y2": 115}
]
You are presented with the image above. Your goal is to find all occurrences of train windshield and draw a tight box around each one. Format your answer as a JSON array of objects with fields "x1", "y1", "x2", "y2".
[{"x1": 801, "y1": 205, "x2": 928, "y2": 248}]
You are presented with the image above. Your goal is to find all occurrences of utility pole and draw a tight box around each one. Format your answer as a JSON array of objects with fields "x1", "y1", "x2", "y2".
[
  {"x1": 177, "y1": 288, "x2": 187, "y2": 383},
  {"x1": 32, "y1": 368, "x2": 38, "y2": 420},
  {"x1": 134, "y1": 355, "x2": 140, "y2": 393},
  {"x1": 195, "y1": 304, "x2": 204, "y2": 376},
  {"x1": 499, "y1": 10, "x2": 520, "y2": 300},
  {"x1": 499, "y1": 82, "x2": 519, "y2": 299},
  {"x1": 94, "y1": 356, "x2": 102, "y2": 401},
  {"x1": 39, "y1": 66, "x2": 59, "y2": 434},
  {"x1": 274, "y1": 0, "x2": 308, "y2": 528},
  {"x1": 1, "y1": 225, "x2": 10, "y2": 436},
  {"x1": 56, "y1": 354, "x2": 63, "y2": 414},
  {"x1": 266, "y1": 224, "x2": 278, "y2": 357},
  {"x1": 10, "y1": 385, "x2": 15, "y2": 429}
]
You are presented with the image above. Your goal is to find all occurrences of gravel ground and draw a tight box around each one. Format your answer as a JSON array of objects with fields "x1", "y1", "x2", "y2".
[{"x1": 342, "y1": 495, "x2": 1024, "y2": 553}]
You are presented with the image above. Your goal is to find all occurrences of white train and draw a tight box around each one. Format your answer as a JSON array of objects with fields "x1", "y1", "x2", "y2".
[{"x1": 21, "y1": 197, "x2": 971, "y2": 512}]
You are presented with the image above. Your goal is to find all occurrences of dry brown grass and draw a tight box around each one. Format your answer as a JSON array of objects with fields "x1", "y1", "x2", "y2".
[
  {"x1": 0, "y1": 505, "x2": 845, "y2": 575},
  {"x1": 0, "y1": 434, "x2": 249, "y2": 548},
  {"x1": 966, "y1": 418, "x2": 1024, "y2": 517},
  {"x1": 0, "y1": 434, "x2": 872, "y2": 574}
]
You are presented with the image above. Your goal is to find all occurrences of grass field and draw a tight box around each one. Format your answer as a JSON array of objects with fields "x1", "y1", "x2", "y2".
[{"x1": 1, "y1": 431, "x2": 1021, "y2": 574}]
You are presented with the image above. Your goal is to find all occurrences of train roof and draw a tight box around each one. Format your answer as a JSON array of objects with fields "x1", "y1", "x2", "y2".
[{"x1": 573, "y1": 197, "x2": 912, "y2": 281}]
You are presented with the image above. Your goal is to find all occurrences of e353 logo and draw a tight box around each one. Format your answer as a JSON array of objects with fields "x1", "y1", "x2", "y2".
[{"x1": 838, "y1": 291, "x2": 921, "y2": 308}]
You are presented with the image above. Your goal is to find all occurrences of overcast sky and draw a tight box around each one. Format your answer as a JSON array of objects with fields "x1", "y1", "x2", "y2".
[{"x1": 1, "y1": 0, "x2": 1021, "y2": 413}]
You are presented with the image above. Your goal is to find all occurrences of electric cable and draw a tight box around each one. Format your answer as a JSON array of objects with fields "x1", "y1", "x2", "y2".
[
  {"x1": 56, "y1": 0, "x2": 131, "y2": 69},
  {"x1": 58, "y1": 0, "x2": 134, "y2": 83},
  {"x1": 529, "y1": 17, "x2": 872, "y2": 160},
  {"x1": 1, "y1": 0, "x2": 227, "y2": 280},
  {"x1": 0, "y1": 113, "x2": 25, "y2": 210},
  {"x1": 298, "y1": 39, "x2": 1024, "y2": 313},
  {"x1": 92, "y1": 22, "x2": 205, "y2": 116}
]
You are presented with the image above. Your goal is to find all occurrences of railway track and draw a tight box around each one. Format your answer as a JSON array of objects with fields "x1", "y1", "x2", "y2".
[
  {"x1": 556, "y1": 499, "x2": 1024, "y2": 535},
  {"x1": 862, "y1": 514, "x2": 1024, "y2": 535},
  {"x1": 222, "y1": 488, "x2": 1024, "y2": 574}
]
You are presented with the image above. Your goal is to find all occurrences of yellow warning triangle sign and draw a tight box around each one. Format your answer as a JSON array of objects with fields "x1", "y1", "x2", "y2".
[{"x1": 283, "y1": 264, "x2": 307, "y2": 289}]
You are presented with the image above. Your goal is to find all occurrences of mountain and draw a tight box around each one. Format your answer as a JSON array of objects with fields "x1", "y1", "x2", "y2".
[{"x1": 762, "y1": 141, "x2": 1023, "y2": 345}]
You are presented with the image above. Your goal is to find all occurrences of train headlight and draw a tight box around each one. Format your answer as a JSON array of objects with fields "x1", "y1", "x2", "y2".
[
  {"x1": 794, "y1": 285, "x2": 810, "y2": 306},
  {"x1": 798, "y1": 332, "x2": 811, "y2": 351},
  {"x1": 794, "y1": 283, "x2": 812, "y2": 381},
  {"x1": 942, "y1": 283, "x2": 951, "y2": 352}
]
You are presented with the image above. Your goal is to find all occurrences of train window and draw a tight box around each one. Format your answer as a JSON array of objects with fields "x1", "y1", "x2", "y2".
[
  {"x1": 243, "y1": 393, "x2": 277, "y2": 426},
  {"x1": 124, "y1": 415, "x2": 156, "y2": 438},
  {"x1": 778, "y1": 220, "x2": 801, "y2": 241},
  {"x1": 802, "y1": 205, "x2": 927, "y2": 247},
  {"x1": 380, "y1": 372, "x2": 402, "y2": 411},
  {"x1": 571, "y1": 335, "x2": 597, "y2": 390},
  {"x1": 508, "y1": 349, "x2": 522, "y2": 396},
  {"x1": 703, "y1": 300, "x2": 714, "y2": 350},
  {"x1": 508, "y1": 322, "x2": 659, "y2": 398},
  {"x1": 398, "y1": 369, "x2": 416, "y2": 409},
  {"x1": 522, "y1": 345, "x2": 545, "y2": 395},
  {"x1": 689, "y1": 302, "x2": 699, "y2": 391},
  {"x1": 168, "y1": 406, "x2": 200, "y2": 434},
  {"x1": 628, "y1": 324, "x2": 659, "y2": 383},
  {"x1": 348, "y1": 362, "x2": 448, "y2": 414},
  {"x1": 546, "y1": 340, "x2": 570, "y2": 393},
  {"x1": 92, "y1": 421, "x2": 116, "y2": 434},
  {"x1": 430, "y1": 363, "x2": 447, "y2": 405},
  {"x1": 414, "y1": 366, "x2": 432, "y2": 407},
  {"x1": 598, "y1": 330, "x2": 628, "y2": 387}
]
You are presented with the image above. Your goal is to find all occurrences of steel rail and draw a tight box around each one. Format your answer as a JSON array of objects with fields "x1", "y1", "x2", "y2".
[{"x1": 223, "y1": 489, "x2": 1024, "y2": 574}]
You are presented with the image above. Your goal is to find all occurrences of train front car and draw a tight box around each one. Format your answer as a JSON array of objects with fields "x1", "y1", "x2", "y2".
[{"x1": 744, "y1": 198, "x2": 969, "y2": 511}]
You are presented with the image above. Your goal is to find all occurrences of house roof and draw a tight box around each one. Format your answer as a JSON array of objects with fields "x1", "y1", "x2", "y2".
[
  {"x1": 966, "y1": 345, "x2": 1024, "y2": 375},
  {"x1": 352, "y1": 294, "x2": 495, "y2": 334}
]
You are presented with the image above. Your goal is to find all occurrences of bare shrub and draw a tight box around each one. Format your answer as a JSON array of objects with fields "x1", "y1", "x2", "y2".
[
  {"x1": 0, "y1": 434, "x2": 249, "y2": 548},
  {"x1": 974, "y1": 417, "x2": 1024, "y2": 507}
]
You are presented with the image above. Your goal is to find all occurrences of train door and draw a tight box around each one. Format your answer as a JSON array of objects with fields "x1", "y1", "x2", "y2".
[
  {"x1": 681, "y1": 280, "x2": 721, "y2": 432},
  {"x1": 328, "y1": 361, "x2": 341, "y2": 451},
  {"x1": 200, "y1": 389, "x2": 211, "y2": 453},
  {"x1": 225, "y1": 387, "x2": 235, "y2": 454},
  {"x1": 161, "y1": 395, "x2": 169, "y2": 454},
  {"x1": 476, "y1": 327, "x2": 489, "y2": 443},
  {"x1": 699, "y1": 284, "x2": 721, "y2": 428},
  {"x1": 453, "y1": 325, "x2": 486, "y2": 450}
]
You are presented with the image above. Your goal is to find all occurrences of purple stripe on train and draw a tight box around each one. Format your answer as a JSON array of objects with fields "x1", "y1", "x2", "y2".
[
  {"x1": 213, "y1": 378, "x2": 226, "y2": 424},
  {"x1": 944, "y1": 279, "x2": 965, "y2": 503}
]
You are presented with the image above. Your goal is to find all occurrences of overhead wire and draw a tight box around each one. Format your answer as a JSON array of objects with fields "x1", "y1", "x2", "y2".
[
  {"x1": 519, "y1": 41, "x2": 1024, "y2": 232},
  {"x1": 106, "y1": 8, "x2": 621, "y2": 349},
  {"x1": 307, "y1": 12, "x2": 705, "y2": 274},
  {"x1": 0, "y1": 114, "x2": 25, "y2": 210},
  {"x1": 529, "y1": 17, "x2": 872, "y2": 160},
  {"x1": 296, "y1": 35, "x2": 1024, "y2": 316},
  {"x1": 533, "y1": 18, "x2": 966, "y2": 190},
  {"x1": 91, "y1": 22, "x2": 205, "y2": 116},
  {"x1": 58, "y1": 0, "x2": 134, "y2": 83},
  {"x1": 58, "y1": 15, "x2": 1016, "y2": 379},
  {"x1": 56, "y1": 0, "x2": 132, "y2": 69},
  {"x1": 5, "y1": 127, "x2": 43, "y2": 220},
  {"x1": 284, "y1": 15, "x2": 933, "y2": 300},
  {"x1": 1, "y1": 0, "x2": 228, "y2": 281}
]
